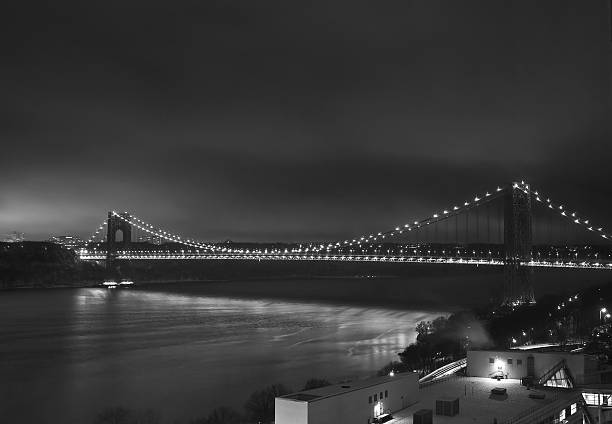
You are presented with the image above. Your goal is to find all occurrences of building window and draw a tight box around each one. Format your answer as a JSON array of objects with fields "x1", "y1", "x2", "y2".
[
  {"x1": 571, "y1": 403, "x2": 577, "y2": 415},
  {"x1": 507, "y1": 359, "x2": 513, "y2": 365},
  {"x1": 369, "y1": 396, "x2": 372, "y2": 404},
  {"x1": 583, "y1": 393, "x2": 599, "y2": 405},
  {"x1": 385, "y1": 390, "x2": 388, "y2": 398},
  {"x1": 489, "y1": 357, "x2": 494, "y2": 364},
  {"x1": 374, "y1": 394, "x2": 377, "y2": 401},
  {"x1": 380, "y1": 392, "x2": 383, "y2": 400},
  {"x1": 517, "y1": 359, "x2": 522, "y2": 365}
]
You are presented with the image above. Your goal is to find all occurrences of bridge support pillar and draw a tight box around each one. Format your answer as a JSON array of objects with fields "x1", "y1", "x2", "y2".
[
  {"x1": 106, "y1": 212, "x2": 132, "y2": 272},
  {"x1": 503, "y1": 183, "x2": 535, "y2": 306}
]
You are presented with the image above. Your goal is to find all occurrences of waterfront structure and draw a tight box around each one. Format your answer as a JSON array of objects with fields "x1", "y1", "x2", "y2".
[
  {"x1": 467, "y1": 349, "x2": 612, "y2": 423},
  {"x1": 277, "y1": 350, "x2": 612, "y2": 423},
  {"x1": 275, "y1": 372, "x2": 419, "y2": 424},
  {"x1": 397, "y1": 374, "x2": 583, "y2": 424},
  {"x1": 466, "y1": 349, "x2": 602, "y2": 386}
]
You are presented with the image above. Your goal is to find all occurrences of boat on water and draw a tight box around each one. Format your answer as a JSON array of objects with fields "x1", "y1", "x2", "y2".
[{"x1": 101, "y1": 279, "x2": 134, "y2": 288}]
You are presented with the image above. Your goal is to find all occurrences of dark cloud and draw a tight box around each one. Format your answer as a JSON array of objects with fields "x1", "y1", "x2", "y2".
[{"x1": 1, "y1": 0, "x2": 610, "y2": 241}]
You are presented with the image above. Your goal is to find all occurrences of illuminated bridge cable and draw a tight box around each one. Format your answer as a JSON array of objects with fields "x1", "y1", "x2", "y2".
[
  {"x1": 81, "y1": 181, "x2": 612, "y2": 268},
  {"x1": 312, "y1": 184, "x2": 508, "y2": 255},
  {"x1": 523, "y1": 183, "x2": 612, "y2": 243}
]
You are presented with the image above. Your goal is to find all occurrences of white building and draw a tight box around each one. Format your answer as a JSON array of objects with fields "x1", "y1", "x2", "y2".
[
  {"x1": 466, "y1": 349, "x2": 600, "y2": 386},
  {"x1": 275, "y1": 372, "x2": 419, "y2": 424},
  {"x1": 276, "y1": 350, "x2": 610, "y2": 424}
]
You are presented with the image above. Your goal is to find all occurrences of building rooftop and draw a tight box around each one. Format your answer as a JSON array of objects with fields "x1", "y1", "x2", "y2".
[
  {"x1": 392, "y1": 377, "x2": 579, "y2": 424},
  {"x1": 279, "y1": 372, "x2": 417, "y2": 403},
  {"x1": 470, "y1": 347, "x2": 587, "y2": 355}
]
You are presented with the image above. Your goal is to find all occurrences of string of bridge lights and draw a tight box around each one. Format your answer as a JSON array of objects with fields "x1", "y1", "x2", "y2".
[
  {"x1": 109, "y1": 211, "x2": 220, "y2": 252},
  {"x1": 88, "y1": 184, "x2": 508, "y2": 256},
  {"x1": 517, "y1": 181, "x2": 612, "y2": 243},
  {"x1": 85, "y1": 212, "x2": 296, "y2": 256},
  {"x1": 85, "y1": 180, "x2": 611, "y2": 257},
  {"x1": 111, "y1": 212, "x2": 289, "y2": 255},
  {"x1": 85, "y1": 220, "x2": 108, "y2": 244},
  {"x1": 295, "y1": 184, "x2": 507, "y2": 254}
]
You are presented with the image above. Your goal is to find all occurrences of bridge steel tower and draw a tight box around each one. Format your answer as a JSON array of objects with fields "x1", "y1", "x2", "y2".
[
  {"x1": 106, "y1": 212, "x2": 132, "y2": 270},
  {"x1": 503, "y1": 183, "x2": 535, "y2": 305}
]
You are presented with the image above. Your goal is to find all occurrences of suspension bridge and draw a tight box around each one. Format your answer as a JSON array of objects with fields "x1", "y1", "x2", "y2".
[{"x1": 78, "y1": 181, "x2": 612, "y2": 305}]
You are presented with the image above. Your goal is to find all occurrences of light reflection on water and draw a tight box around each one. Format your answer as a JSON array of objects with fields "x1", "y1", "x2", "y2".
[{"x1": 0, "y1": 287, "x2": 445, "y2": 423}]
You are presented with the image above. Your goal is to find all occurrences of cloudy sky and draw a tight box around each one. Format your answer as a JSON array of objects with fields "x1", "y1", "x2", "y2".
[{"x1": 1, "y1": 0, "x2": 610, "y2": 241}]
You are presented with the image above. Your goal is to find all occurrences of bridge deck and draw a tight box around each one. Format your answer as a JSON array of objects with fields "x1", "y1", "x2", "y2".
[{"x1": 78, "y1": 251, "x2": 612, "y2": 270}]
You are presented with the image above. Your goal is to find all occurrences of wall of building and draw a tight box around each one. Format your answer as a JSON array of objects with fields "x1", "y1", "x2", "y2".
[
  {"x1": 308, "y1": 373, "x2": 418, "y2": 424},
  {"x1": 467, "y1": 350, "x2": 590, "y2": 384},
  {"x1": 275, "y1": 373, "x2": 419, "y2": 424},
  {"x1": 275, "y1": 398, "x2": 308, "y2": 424}
]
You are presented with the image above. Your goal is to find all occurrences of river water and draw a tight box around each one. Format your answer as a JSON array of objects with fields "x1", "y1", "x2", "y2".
[
  {"x1": 0, "y1": 283, "x2": 445, "y2": 423},
  {"x1": 3, "y1": 268, "x2": 606, "y2": 423}
]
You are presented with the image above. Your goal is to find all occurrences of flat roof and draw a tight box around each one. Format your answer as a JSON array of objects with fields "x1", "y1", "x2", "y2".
[
  {"x1": 392, "y1": 377, "x2": 579, "y2": 424},
  {"x1": 279, "y1": 372, "x2": 417, "y2": 403},
  {"x1": 469, "y1": 348, "x2": 592, "y2": 357}
]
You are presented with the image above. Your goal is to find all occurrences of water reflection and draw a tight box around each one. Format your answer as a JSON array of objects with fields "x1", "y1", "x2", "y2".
[{"x1": 1, "y1": 287, "x2": 445, "y2": 423}]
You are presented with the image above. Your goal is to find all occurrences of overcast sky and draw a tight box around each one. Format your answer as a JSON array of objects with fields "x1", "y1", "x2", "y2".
[{"x1": 1, "y1": 0, "x2": 611, "y2": 241}]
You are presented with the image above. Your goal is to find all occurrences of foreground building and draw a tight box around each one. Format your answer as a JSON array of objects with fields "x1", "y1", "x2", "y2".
[
  {"x1": 276, "y1": 349, "x2": 612, "y2": 424},
  {"x1": 275, "y1": 372, "x2": 419, "y2": 424}
]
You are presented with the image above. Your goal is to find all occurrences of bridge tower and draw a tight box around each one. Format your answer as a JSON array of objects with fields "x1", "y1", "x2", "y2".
[
  {"x1": 106, "y1": 212, "x2": 132, "y2": 269},
  {"x1": 503, "y1": 183, "x2": 535, "y2": 305}
]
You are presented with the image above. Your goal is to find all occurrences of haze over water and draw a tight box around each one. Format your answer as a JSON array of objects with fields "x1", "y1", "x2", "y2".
[{"x1": 0, "y1": 284, "x2": 444, "y2": 423}]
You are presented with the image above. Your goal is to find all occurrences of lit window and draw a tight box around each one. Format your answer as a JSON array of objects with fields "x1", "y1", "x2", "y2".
[
  {"x1": 559, "y1": 409, "x2": 566, "y2": 421},
  {"x1": 582, "y1": 393, "x2": 598, "y2": 405},
  {"x1": 571, "y1": 403, "x2": 577, "y2": 415}
]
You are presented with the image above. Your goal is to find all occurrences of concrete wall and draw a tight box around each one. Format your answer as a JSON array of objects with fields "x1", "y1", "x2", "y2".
[
  {"x1": 275, "y1": 373, "x2": 419, "y2": 424},
  {"x1": 275, "y1": 398, "x2": 308, "y2": 424},
  {"x1": 467, "y1": 350, "x2": 589, "y2": 384}
]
